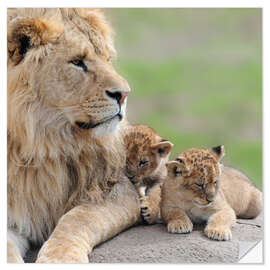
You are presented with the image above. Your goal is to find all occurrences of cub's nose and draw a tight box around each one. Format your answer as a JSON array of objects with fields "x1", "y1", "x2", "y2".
[
  {"x1": 106, "y1": 90, "x2": 128, "y2": 105},
  {"x1": 206, "y1": 196, "x2": 214, "y2": 203}
]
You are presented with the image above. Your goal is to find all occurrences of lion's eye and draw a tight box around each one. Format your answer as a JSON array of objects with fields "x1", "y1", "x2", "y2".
[
  {"x1": 195, "y1": 183, "x2": 203, "y2": 189},
  {"x1": 214, "y1": 181, "x2": 218, "y2": 186},
  {"x1": 69, "y1": 59, "x2": 88, "y2": 72},
  {"x1": 138, "y1": 160, "x2": 148, "y2": 167}
]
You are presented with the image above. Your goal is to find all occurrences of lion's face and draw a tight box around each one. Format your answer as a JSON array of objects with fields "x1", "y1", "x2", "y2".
[
  {"x1": 126, "y1": 140, "x2": 173, "y2": 184},
  {"x1": 166, "y1": 146, "x2": 225, "y2": 208},
  {"x1": 124, "y1": 126, "x2": 173, "y2": 184},
  {"x1": 35, "y1": 40, "x2": 130, "y2": 135},
  {"x1": 126, "y1": 148, "x2": 159, "y2": 184},
  {"x1": 8, "y1": 9, "x2": 130, "y2": 136}
]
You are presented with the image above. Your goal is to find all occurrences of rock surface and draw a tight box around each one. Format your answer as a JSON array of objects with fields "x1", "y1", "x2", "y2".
[{"x1": 25, "y1": 213, "x2": 263, "y2": 263}]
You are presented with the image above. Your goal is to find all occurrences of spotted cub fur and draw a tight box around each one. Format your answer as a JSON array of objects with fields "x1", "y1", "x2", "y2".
[
  {"x1": 161, "y1": 146, "x2": 237, "y2": 241},
  {"x1": 123, "y1": 124, "x2": 173, "y2": 224}
]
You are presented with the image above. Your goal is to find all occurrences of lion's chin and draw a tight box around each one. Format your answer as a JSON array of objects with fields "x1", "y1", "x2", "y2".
[{"x1": 91, "y1": 115, "x2": 122, "y2": 138}]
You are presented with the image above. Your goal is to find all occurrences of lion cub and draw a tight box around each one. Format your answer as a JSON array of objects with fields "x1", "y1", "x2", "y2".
[
  {"x1": 123, "y1": 124, "x2": 173, "y2": 224},
  {"x1": 162, "y1": 145, "x2": 262, "y2": 241},
  {"x1": 162, "y1": 146, "x2": 236, "y2": 241}
]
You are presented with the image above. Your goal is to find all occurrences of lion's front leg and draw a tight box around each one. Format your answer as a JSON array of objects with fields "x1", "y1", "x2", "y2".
[
  {"x1": 36, "y1": 191, "x2": 140, "y2": 263},
  {"x1": 204, "y1": 206, "x2": 236, "y2": 241}
]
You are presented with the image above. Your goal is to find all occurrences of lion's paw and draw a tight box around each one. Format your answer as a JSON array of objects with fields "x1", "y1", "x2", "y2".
[
  {"x1": 140, "y1": 196, "x2": 158, "y2": 224},
  {"x1": 204, "y1": 225, "x2": 232, "y2": 241},
  {"x1": 167, "y1": 219, "x2": 193, "y2": 234}
]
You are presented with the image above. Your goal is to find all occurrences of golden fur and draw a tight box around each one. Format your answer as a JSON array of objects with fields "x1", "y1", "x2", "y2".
[
  {"x1": 7, "y1": 8, "x2": 141, "y2": 263},
  {"x1": 218, "y1": 166, "x2": 262, "y2": 219},
  {"x1": 161, "y1": 146, "x2": 262, "y2": 241},
  {"x1": 123, "y1": 124, "x2": 173, "y2": 223}
]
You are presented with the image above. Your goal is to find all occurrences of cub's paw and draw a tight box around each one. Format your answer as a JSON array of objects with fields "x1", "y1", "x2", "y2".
[
  {"x1": 140, "y1": 196, "x2": 158, "y2": 224},
  {"x1": 167, "y1": 219, "x2": 193, "y2": 234},
  {"x1": 204, "y1": 225, "x2": 232, "y2": 241}
]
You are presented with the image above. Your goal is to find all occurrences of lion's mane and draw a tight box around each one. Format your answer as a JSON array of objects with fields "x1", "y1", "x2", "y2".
[{"x1": 8, "y1": 8, "x2": 126, "y2": 244}]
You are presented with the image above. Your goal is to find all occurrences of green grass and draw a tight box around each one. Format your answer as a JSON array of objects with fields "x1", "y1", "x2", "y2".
[
  {"x1": 107, "y1": 8, "x2": 262, "y2": 190},
  {"x1": 116, "y1": 57, "x2": 262, "y2": 99}
]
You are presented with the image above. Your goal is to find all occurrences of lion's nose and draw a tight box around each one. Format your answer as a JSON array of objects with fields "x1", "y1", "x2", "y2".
[
  {"x1": 106, "y1": 90, "x2": 128, "y2": 105},
  {"x1": 206, "y1": 195, "x2": 214, "y2": 203}
]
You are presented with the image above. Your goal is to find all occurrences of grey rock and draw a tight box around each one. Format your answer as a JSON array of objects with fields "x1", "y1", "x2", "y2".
[{"x1": 24, "y1": 213, "x2": 263, "y2": 263}]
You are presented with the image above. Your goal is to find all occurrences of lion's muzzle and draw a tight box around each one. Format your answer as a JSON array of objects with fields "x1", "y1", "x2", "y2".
[{"x1": 105, "y1": 90, "x2": 128, "y2": 105}]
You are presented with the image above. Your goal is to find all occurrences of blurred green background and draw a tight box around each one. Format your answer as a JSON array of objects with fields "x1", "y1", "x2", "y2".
[{"x1": 106, "y1": 8, "x2": 262, "y2": 189}]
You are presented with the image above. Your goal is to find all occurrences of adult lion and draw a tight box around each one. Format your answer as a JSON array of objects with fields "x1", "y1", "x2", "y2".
[{"x1": 7, "y1": 8, "x2": 141, "y2": 263}]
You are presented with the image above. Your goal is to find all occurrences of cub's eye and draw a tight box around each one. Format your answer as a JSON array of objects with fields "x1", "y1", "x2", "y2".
[
  {"x1": 214, "y1": 181, "x2": 218, "y2": 186},
  {"x1": 138, "y1": 160, "x2": 148, "y2": 167},
  {"x1": 69, "y1": 59, "x2": 88, "y2": 72},
  {"x1": 195, "y1": 183, "x2": 203, "y2": 189},
  {"x1": 174, "y1": 166, "x2": 181, "y2": 176}
]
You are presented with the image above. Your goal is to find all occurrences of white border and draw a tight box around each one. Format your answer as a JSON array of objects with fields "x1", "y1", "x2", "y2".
[
  {"x1": 0, "y1": 0, "x2": 267, "y2": 8},
  {"x1": 0, "y1": 0, "x2": 8, "y2": 267},
  {"x1": 1, "y1": 0, "x2": 269, "y2": 269}
]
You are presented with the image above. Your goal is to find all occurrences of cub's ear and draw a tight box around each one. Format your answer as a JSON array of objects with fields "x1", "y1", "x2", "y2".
[
  {"x1": 166, "y1": 159, "x2": 187, "y2": 178},
  {"x1": 151, "y1": 141, "x2": 174, "y2": 158},
  {"x1": 211, "y1": 145, "x2": 225, "y2": 161},
  {"x1": 8, "y1": 18, "x2": 62, "y2": 65}
]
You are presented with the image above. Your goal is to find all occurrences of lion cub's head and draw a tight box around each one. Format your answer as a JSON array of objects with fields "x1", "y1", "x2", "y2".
[
  {"x1": 166, "y1": 146, "x2": 225, "y2": 207},
  {"x1": 8, "y1": 8, "x2": 130, "y2": 139},
  {"x1": 124, "y1": 124, "x2": 173, "y2": 185}
]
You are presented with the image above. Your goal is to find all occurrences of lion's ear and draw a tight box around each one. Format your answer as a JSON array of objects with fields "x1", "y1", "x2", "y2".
[
  {"x1": 151, "y1": 141, "x2": 174, "y2": 158},
  {"x1": 211, "y1": 145, "x2": 225, "y2": 161},
  {"x1": 8, "y1": 18, "x2": 62, "y2": 65},
  {"x1": 166, "y1": 159, "x2": 188, "y2": 179}
]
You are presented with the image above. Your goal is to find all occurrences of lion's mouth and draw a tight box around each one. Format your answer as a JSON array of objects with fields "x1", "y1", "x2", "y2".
[
  {"x1": 192, "y1": 200, "x2": 213, "y2": 208},
  {"x1": 125, "y1": 170, "x2": 136, "y2": 180},
  {"x1": 76, "y1": 113, "x2": 123, "y2": 130},
  {"x1": 128, "y1": 176, "x2": 137, "y2": 184}
]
